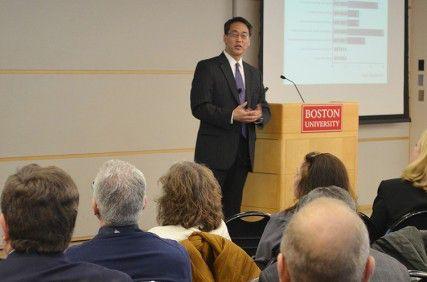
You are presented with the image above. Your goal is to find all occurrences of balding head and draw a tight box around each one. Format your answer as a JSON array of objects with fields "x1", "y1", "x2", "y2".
[{"x1": 277, "y1": 198, "x2": 374, "y2": 282}]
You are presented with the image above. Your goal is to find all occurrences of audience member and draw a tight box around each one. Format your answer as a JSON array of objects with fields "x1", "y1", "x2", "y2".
[
  {"x1": 257, "y1": 186, "x2": 410, "y2": 282},
  {"x1": 277, "y1": 197, "x2": 375, "y2": 282},
  {"x1": 149, "y1": 161, "x2": 230, "y2": 241},
  {"x1": 371, "y1": 129, "x2": 427, "y2": 237},
  {"x1": 0, "y1": 164, "x2": 131, "y2": 281},
  {"x1": 255, "y1": 152, "x2": 351, "y2": 267},
  {"x1": 65, "y1": 159, "x2": 191, "y2": 281}
]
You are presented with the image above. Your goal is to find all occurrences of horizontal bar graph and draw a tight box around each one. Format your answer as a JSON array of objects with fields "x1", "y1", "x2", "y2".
[{"x1": 284, "y1": 0, "x2": 387, "y2": 84}]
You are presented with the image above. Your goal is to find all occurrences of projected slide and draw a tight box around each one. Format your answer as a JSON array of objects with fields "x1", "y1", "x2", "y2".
[{"x1": 284, "y1": 0, "x2": 388, "y2": 85}]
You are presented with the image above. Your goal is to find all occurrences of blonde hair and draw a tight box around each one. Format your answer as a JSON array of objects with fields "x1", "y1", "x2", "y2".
[{"x1": 402, "y1": 130, "x2": 427, "y2": 190}]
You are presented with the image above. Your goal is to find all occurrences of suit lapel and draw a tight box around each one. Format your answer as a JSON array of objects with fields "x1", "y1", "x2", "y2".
[
  {"x1": 243, "y1": 62, "x2": 253, "y2": 108},
  {"x1": 218, "y1": 53, "x2": 240, "y2": 104}
]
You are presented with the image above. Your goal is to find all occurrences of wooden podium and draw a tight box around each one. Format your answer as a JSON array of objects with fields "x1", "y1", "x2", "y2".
[{"x1": 241, "y1": 102, "x2": 359, "y2": 213}]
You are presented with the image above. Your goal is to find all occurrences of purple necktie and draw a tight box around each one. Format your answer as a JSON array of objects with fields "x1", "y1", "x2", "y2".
[{"x1": 235, "y1": 63, "x2": 247, "y2": 138}]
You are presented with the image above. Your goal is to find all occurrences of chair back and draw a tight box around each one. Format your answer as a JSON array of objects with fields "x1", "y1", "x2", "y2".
[
  {"x1": 408, "y1": 270, "x2": 427, "y2": 282},
  {"x1": 387, "y1": 210, "x2": 427, "y2": 234},
  {"x1": 225, "y1": 211, "x2": 270, "y2": 257},
  {"x1": 358, "y1": 212, "x2": 380, "y2": 243}
]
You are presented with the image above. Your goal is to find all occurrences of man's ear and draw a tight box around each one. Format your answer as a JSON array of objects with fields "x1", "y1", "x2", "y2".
[
  {"x1": 91, "y1": 198, "x2": 100, "y2": 219},
  {"x1": 0, "y1": 213, "x2": 9, "y2": 242},
  {"x1": 362, "y1": 255, "x2": 375, "y2": 282},
  {"x1": 277, "y1": 253, "x2": 291, "y2": 282}
]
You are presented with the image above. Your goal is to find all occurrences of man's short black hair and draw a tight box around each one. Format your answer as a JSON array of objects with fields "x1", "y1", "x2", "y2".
[{"x1": 224, "y1": 17, "x2": 252, "y2": 36}]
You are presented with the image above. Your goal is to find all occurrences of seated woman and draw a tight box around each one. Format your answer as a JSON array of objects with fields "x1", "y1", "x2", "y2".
[
  {"x1": 254, "y1": 152, "x2": 351, "y2": 268},
  {"x1": 370, "y1": 130, "x2": 427, "y2": 237},
  {"x1": 149, "y1": 161, "x2": 230, "y2": 241}
]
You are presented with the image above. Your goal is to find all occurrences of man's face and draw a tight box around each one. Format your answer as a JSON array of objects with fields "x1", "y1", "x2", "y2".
[{"x1": 223, "y1": 22, "x2": 251, "y2": 60}]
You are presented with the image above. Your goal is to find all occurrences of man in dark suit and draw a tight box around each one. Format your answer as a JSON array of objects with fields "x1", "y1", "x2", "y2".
[
  {"x1": 0, "y1": 164, "x2": 131, "y2": 281},
  {"x1": 191, "y1": 17, "x2": 271, "y2": 219},
  {"x1": 66, "y1": 160, "x2": 191, "y2": 282}
]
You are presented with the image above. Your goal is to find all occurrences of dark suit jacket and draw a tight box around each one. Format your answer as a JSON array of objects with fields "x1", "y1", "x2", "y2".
[
  {"x1": 370, "y1": 178, "x2": 427, "y2": 236},
  {"x1": 66, "y1": 225, "x2": 191, "y2": 282},
  {"x1": 255, "y1": 209, "x2": 295, "y2": 269},
  {"x1": 0, "y1": 252, "x2": 131, "y2": 282},
  {"x1": 190, "y1": 53, "x2": 271, "y2": 170}
]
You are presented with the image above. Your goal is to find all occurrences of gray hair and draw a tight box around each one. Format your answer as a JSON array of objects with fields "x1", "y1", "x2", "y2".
[
  {"x1": 281, "y1": 198, "x2": 370, "y2": 282},
  {"x1": 297, "y1": 185, "x2": 357, "y2": 211},
  {"x1": 93, "y1": 159, "x2": 146, "y2": 226}
]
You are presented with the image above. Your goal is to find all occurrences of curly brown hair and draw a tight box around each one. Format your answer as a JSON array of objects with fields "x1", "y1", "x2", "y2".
[{"x1": 156, "y1": 161, "x2": 223, "y2": 231}]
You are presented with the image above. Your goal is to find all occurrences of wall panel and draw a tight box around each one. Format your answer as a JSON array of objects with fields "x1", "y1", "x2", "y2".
[{"x1": 0, "y1": 0, "x2": 231, "y2": 242}]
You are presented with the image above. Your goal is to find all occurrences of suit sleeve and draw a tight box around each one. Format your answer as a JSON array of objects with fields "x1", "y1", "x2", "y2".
[
  {"x1": 190, "y1": 61, "x2": 233, "y2": 130},
  {"x1": 370, "y1": 181, "x2": 390, "y2": 237}
]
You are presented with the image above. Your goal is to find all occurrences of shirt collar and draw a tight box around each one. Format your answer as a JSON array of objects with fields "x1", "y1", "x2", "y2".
[
  {"x1": 224, "y1": 50, "x2": 243, "y2": 67},
  {"x1": 97, "y1": 224, "x2": 140, "y2": 236}
]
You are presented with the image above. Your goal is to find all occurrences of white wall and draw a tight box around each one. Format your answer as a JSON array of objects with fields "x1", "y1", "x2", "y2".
[{"x1": 0, "y1": 0, "x2": 232, "y2": 239}]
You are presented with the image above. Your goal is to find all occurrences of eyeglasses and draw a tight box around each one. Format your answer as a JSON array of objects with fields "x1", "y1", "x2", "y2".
[{"x1": 227, "y1": 31, "x2": 249, "y2": 40}]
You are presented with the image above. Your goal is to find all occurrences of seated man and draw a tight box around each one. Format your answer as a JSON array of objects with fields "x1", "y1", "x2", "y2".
[
  {"x1": 0, "y1": 164, "x2": 131, "y2": 281},
  {"x1": 66, "y1": 159, "x2": 191, "y2": 281},
  {"x1": 277, "y1": 197, "x2": 375, "y2": 282},
  {"x1": 258, "y1": 186, "x2": 409, "y2": 282}
]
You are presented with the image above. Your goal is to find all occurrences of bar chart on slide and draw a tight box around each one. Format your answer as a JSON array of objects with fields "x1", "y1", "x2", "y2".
[{"x1": 283, "y1": 0, "x2": 388, "y2": 84}]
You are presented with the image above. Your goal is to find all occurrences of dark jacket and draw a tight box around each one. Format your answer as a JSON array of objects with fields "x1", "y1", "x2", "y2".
[
  {"x1": 372, "y1": 226, "x2": 427, "y2": 272},
  {"x1": 370, "y1": 178, "x2": 427, "y2": 237},
  {"x1": 255, "y1": 209, "x2": 294, "y2": 269},
  {"x1": 0, "y1": 252, "x2": 131, "y2": 282},
  {"x1": 66, "y1": 225, "x2": 191, "y2": 282}
]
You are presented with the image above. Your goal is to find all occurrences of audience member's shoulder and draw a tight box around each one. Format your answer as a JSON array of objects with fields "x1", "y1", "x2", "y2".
[
  {"x1": 259, "y1": 262, "x2": 279, "y2": 282},
  {"x1": 146, "y1": 231, "x2": 189, "y2": 254},
  {"x1": 65, "y1": 238, "x2": 98, "y2": 257},
  {"x1": 369, "y1": 248, "x2": 410, "y2": 282},
  {"x1": 198, "y1": 55, "x2": 222, "y2": 66},
  {"x1": 379, "y1": 178, "x2": 410, "y2": 193},
  {"x1": 75, "y1": 261, "x2": 133, "y2": 281},
  {"x1": 380, "y1": 178, "x2": 407, "y2": 187},
  {"x1": 268, "y1": 210, "x2": 293, "y2": 226}
]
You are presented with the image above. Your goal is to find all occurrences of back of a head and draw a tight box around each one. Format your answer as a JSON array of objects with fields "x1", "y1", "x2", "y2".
[
  {"x1": 281, "y1": 198, "x2": 370, "y2": 282},
  {"x1": 296, "y1": 152, "x2": 351, "y2": 199},
  {"x1": 402, "y1": 129, "x2": 427, "y2": 189},
  {"x1": 93, "y1": 159, "x2": 146, "y2": 226},
  {"x1": 297, "y1": 185, "x2": 357, "y2": 212},
  {"x1": 1, "y1": 164, "x2": 79, "y2": 253},
  {"x1": 157, "y1": 161, "x2": 223, "y2": 231}
]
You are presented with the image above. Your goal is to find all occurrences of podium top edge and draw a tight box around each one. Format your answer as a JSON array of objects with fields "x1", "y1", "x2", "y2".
[{"x1": 269, "y1": 102, "x2": 359, "y2": 106}]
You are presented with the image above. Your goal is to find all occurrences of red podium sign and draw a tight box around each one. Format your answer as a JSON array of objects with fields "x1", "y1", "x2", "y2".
[{"x1": 301, "y1": 104, "x2": 343, "y2": 132}]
